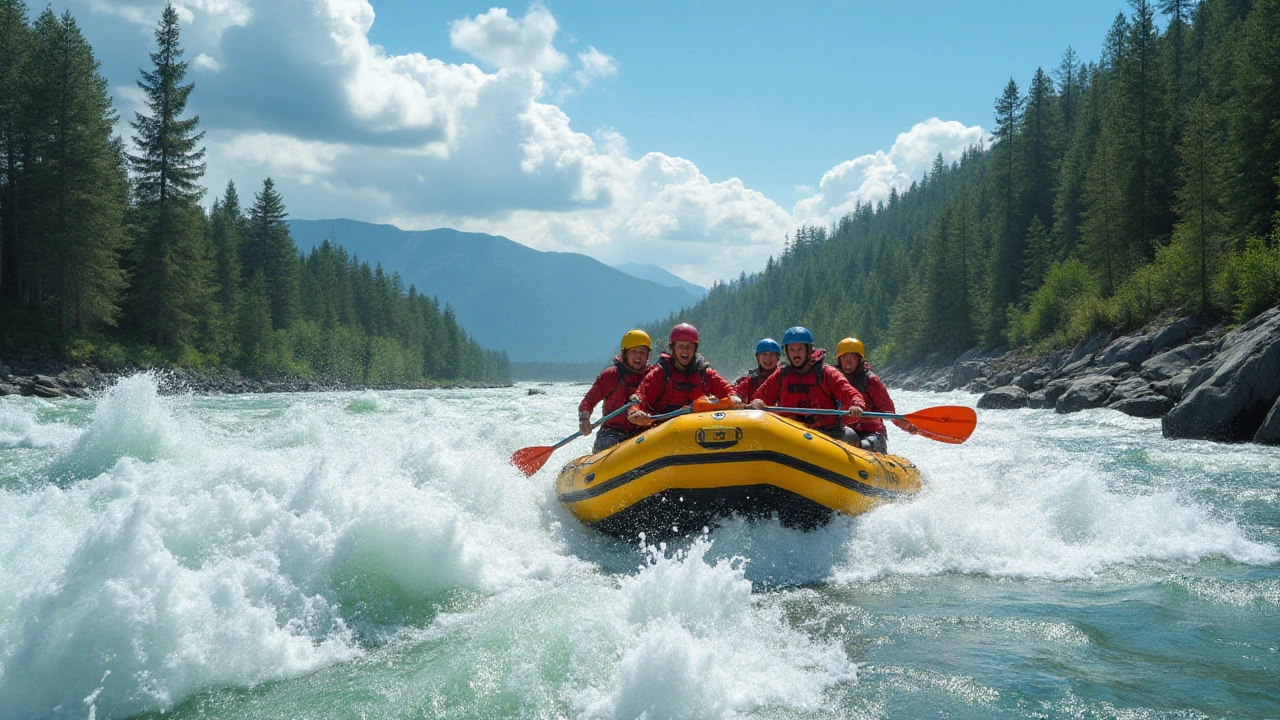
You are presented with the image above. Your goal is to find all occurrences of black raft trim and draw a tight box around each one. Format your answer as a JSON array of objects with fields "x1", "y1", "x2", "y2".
[{"x1": 557, "y1": 450, "x2": 910, "y2": 504}]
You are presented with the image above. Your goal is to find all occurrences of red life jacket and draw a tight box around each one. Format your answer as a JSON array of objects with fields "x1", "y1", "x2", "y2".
[
  {"x1": 777, "y1": 352, "x2": 838, "y2": 428},
  {"x1": 840, "y1": 362, "x2": 889, "y2": 434},
  {"x1": 656, "y1": 353, "x2": 713, "y2": 413},
  {"x1": 735, "y1": 367, "x2": 768, "y2": 401},
  {"x1": 603, "y1": 356, "x2": 648, "y2": 431}
]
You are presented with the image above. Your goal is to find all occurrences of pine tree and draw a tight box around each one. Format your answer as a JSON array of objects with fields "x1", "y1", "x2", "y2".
[
  {"x1": 209, "y1": 181, "x2": 244, "y2": 320},
  {"x1": 236, "y1": 268, "x2": 273, "y2": 368},
  {"x1": 245, "y1": 177, "x2": 299, "y2": 329},
  {"x1": 1054, "y1": 47, "x2": 1084, "y2": 132},
  {"x1": 0, "y1": 0, "x2": 31, "y2": 302},
  {"x1": 1081, "y1": 131, "x2": 1126, "y2": 295},
  {"x1": 1023, "y1": 67, "x2": 1060, "y2": 232},
  {"x1": 1224, "y1": 0, "x2": 1280, "y2": 239},
  {"x1": 986, "y1": 78, "x2": 1025, "y2": 338},
  {"x1": 25, "y1": 10, "x2": 128, "y2": 334},
  {"x1": 1054, "y1": 63, "x2": 1101, "y2": 257},
  {"x1": 128, "y1": 3, "x2": 213, "y2": 346},
  {"x1": 1022, "y1": 216, "x2": 1053, "y2": 294},
  {"x1": 1170, "y1": 96, "x2": 1224, "y2": 313},
  {"x1": 1114, "y1": 0, "x2": 1174, "y2": 261},
  {"x1": 1159, "y1": 0, "x2": 1193, "y2": 116}
]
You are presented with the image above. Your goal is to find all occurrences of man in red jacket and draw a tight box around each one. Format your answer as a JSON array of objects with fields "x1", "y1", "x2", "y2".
[
  {"x1": 579, "y1": 329, "x2": 653, "y2": 452},
  {"x1": 748, "y1": 326, "x2": 863, "y2": 438},
  {"x1": 628, "y1": 323, "x2": 743, "y2": 427},
  {"x1": 734, "y1": 338, "x2": 780, "y2": 403},
  {"x1": 832, "y1": 337, "x2": 909, "y2": 453}
]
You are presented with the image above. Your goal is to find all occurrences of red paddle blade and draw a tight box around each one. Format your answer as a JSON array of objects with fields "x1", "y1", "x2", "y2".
[
  {"x1": 902, "y1": 405, "x2": 977, "y2": 444},
  {"x1": 510, "y1": 445, "x2": 555, "y2": 476}
]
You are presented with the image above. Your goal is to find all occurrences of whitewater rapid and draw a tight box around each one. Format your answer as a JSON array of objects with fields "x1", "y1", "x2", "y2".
[{"x1": 0, "y1": 375, "x2": 1276, "y2": 718}]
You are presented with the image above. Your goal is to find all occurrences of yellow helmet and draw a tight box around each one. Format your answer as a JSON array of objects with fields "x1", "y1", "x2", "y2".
[
  {"x1": 836, "y1": 337, "x2": 866, "y2": 359},
  {"x1": 621, "y1": 329, "x2": 652, "y2": 351}
]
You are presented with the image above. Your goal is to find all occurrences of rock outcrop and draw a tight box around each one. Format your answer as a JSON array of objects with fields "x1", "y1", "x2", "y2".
[
  {"x1": 1162, "y1": 307, "x2": 1280, "y2": 442},
  {"x1": 977, "y1": 386, "x2": 1028, "y2": 409}
]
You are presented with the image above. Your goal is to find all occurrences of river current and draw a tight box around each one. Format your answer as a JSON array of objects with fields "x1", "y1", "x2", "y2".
[{"x1": 0, "y1": 375, "x2": 1276, "y2": 719}]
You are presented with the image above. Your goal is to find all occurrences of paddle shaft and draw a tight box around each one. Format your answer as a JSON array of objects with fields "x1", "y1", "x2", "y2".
[
  {"x1": 549, "y1": 399, "x2": 638, "y2": 450},
  {"x1": 765, "y1": 406, "x2": 901, "y2": 419}
]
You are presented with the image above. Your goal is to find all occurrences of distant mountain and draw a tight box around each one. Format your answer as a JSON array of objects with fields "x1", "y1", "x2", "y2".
[
  {"x1": 287, "y1": 219, "x2": 698, "y2": 362},
  {"x1": 612, "y1": 262, "x2": 707, "y2": 300}
]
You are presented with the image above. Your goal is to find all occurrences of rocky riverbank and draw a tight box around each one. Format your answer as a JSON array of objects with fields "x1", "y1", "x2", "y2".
[
  {"x1": 881, "y1": 305, "x2": 1280, "y2": 445},
  {"x1": 0, "y1": 358, "x2": 510, "y2": 398}
]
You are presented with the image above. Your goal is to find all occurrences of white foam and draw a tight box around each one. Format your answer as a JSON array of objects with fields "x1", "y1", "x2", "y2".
[
  {"x1": 46, "y1": 373, "x2": 183, "y2": 481},
  {"x1": 0, "y1": 399, "x2": 79, "y2": 450},
  {"x1": 573, "y1": 538, "x2": 855, "y2": 719}
]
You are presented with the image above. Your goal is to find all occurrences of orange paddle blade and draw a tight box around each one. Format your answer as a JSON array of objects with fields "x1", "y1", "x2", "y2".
[
  {"x1": 692, "y1": 396, "x2": 736, "y2": 413},
  {"x1": 510, "y1": 445, "x2": 555, "y2": 476},
  {"x1": 901, "y1": 405, "x2": 977, "y2": 444}
]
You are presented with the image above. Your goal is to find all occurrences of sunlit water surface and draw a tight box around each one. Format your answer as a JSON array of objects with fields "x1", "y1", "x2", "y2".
[{"x1": 0, "y1": 376, "x2": 1277, "y2": 719}]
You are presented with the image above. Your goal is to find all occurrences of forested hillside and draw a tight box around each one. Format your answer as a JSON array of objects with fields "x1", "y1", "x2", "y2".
[
  {"x1": 0, "y1": 2, "x2": 507, "y2": 384},
  {"x1": 653, "y1": 0, "x2": 1280, "y2": 376}
]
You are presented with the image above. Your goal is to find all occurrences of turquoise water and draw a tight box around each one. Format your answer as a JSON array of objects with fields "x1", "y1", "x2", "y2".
[{"x1": 0, "y1": 375, "x2": 1276, "y2": 719}]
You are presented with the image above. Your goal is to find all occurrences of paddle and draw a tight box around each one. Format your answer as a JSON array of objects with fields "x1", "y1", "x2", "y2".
[
  {"x1": 762, "y1": 405, "x2": 977, "y2": 444},
  {"x1": 510, "y1": 400, "x2": 638, "y2": 476}
]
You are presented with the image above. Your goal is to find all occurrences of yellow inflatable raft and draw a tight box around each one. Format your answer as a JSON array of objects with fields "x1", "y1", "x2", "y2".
[{"x1": 556, "y1": 408, "x2": 921, "y2": 537}]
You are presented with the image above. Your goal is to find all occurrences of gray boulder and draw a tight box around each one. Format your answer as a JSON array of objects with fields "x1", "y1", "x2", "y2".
[
  {"x1": 1140, "y1": 341, "x2": 1216, "y2": 381},
  {"x1": 1070, "y1": 333, "x2": 1111, "y2": 363},
  {"x1": 1101, "y1": 362, "x2": 1133, "y2": 377},
  {"x1": 0, "y1": 382, "x2": 17, "y2": 396},
  {"x1": 1039, "y1": 381, "x2": 1073, "y2": 408},
  {"x1": 951, "y1": 361, "x2": 987, "y2": 390},
  {"x1": 1255, "y1": 397, "x2": 1280, "y2": 445},
  {"x1": 1014, "y1": 368, "x2": 1047, "y2": 391},
  {"x1": 1027, "y1": 390, "x2": 1052, "y2": 410},
  {"x1": 1056, "y1": 353, "x2": 1097, "y2": 378},
  {"x1": 978, "y1": 385, "x2": 1029, "y2": 409},
  {"x1": 1147, "y1": 317, "x2": 1203, "y2": 355},
  {"x1": 1162, "y1": 307, "x2": 1280, "y2": 442},
  {"x1": 1099, "y1": 317, "x2": 1202, "y2": 369},
  {"x1": 1056, "y1": 375, "x2": 1116, "y2": 414},
  {"x1": 1151, "y1": 369, "x2": 1194, "y2": 402},
  {"x1": 1099, "y1": 334, "x2": 1151, "y2": 369},
  {"x1": 1109, "y1": 392, "x2": 1175, "y2": 418}
]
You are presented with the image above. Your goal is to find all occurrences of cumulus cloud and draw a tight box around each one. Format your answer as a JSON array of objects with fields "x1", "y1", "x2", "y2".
[
  {"x1": 792, "y1": 118, "x2": 987, "y2": 227},
  {"x1": 449, "y1": 5, "x2": 567, "y2": 73},
  {"x1": 63, "y1": 1, "x2": 982, "y2": 286},
  {"x1": 574, "y1": 46, "x2": 617, "y2": 89}
]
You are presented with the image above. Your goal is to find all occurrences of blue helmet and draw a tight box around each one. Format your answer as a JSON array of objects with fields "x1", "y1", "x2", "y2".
[
  {"x1": 754, "y1": 338, "x2": 781, "y2": 355},
  {"x1": 782, "y1": 326, "x2": 814, "y2": 346}
]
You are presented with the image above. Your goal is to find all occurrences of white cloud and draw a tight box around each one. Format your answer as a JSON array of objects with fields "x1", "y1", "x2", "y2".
[
  {"x1": 792, "y1": 117, "x2": 986, "y2": 227},
  {"x1": 193, "y1": 52, "x2": 220, "y2": 71},
  {"x1": 65, "y1": 1, "x2": 983, "y2": 287},
  {"x1": 449, "y1": 6, "x2": 567, "y2": 73},
  {"x1": 574, "y1": 46, "x2": 617, "y2": 89}
]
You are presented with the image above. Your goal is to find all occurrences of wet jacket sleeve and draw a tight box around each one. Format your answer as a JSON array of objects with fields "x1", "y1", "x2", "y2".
[
  {"x1": 578, "y1": 367, "x2": 617, "y2": 415},
  {"x1": 865, "y1": 375, "x2": 894, "y2": 414},
  {"x1": 825, "y1": 367, "x2": 866, "y2": 410},
  {"x1": 854, "y1": 374, "x2": 893, "y2": 434},
  {"x1": 753, "y1": 370, "x2": 781, "y2": 406}
]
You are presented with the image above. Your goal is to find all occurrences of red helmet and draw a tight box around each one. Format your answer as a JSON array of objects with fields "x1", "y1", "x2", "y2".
[{"x1": 670, "y1": 323, "x2": 699, "y2": 343}]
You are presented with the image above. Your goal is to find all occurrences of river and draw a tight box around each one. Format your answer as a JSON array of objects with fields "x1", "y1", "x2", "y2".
[{"x1": 0, "y1": 374, "x2": 1277, "y2": 719}]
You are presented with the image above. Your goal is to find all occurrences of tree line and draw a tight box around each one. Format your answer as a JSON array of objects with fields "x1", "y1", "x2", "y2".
[
  {"x1": 653, "y1": 0, "x2": 1280, "y2": 375},
  {"x1": 0, "y1": 2, "x2": 507, "y2": 384}
]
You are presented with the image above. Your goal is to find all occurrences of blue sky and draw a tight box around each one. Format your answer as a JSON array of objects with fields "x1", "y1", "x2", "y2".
[{"x1": 48, "y1": 0, "x2": 1134, "y2": 285}]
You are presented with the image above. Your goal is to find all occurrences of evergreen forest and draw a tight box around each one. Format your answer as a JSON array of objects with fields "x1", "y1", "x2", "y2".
[
  {"x1": 652, "y1": 0, "x2": 1280, "y2": 376},
  {"x1": 0, "y1": 2, "x2": 508, "y2": 384}
]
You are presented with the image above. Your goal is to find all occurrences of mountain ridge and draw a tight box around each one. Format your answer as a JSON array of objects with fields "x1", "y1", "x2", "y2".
[{"x1": 286, "y1": 219, "x2": 697, "y2": 362}]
